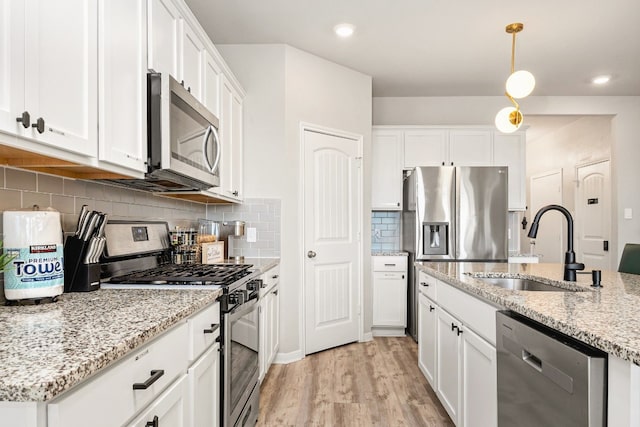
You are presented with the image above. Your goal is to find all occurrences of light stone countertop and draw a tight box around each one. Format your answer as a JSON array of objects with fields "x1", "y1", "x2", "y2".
[
  {"x1": 372, "y1": 251, "x2": 409, "y2": 256},
  {"x1": 0, "y1": 288, "x2": 222, "y2": 402},
  {"x1": 416, "y1": 262, "x2": 640, "y2": 365}
]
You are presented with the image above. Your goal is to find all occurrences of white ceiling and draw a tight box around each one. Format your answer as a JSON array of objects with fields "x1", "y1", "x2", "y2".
[{"x1": 185, "y1": 0, "x2": 640, "y2": 97}]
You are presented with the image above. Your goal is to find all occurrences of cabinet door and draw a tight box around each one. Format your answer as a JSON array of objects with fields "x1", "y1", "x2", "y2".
[
  {"x1": 203, "y1": 51, "x2": 222, "y2": 117},
  {"x1": 372, "y1": 130, "x2": 403, "y2": 210},
  {"x1": 147, "y1": 0, "x2": 180, "y2": 79},
  {"x1": 269, "y1": 286, "x2": 280, "y2": 366},
  {"x1": 461, "y1": 326, "x2": 497, "y2": 427},
  {"x1": 436, "y1": 308, "x2": 461, "y2": 424},
  {"x1": 128, "y1": 375, "x2": 189, "y2": 427},
  {"x1": 404, "y1": 129, "x2": 448, "y2": 167},
  {"x1": 23, "y1": 0, "x2": 98, "y2": 157},
  {"x1": 188, "y1": 345, "x2": 220, "y2": 427},
  {"x1": 258, "y1": 297, "x2": 267, "y2": 382},
  {"x1": 0, "y1": 0, "x2": 25, "y2": 136},
  {"x1": 181, "y1": 22, "x2": 204, "y2": 101},
  {"x1": 98, "y1": 0, "x2": 147, "y2": 172},
  {"x1": 493, "y1": 132, "x2": 526, "y2": 210},
  {"x1": 372, "y1": 271, "x2": 407, "y2": 327},
  {"x1": 230, "y1": 90, "x2": 243, "y2": 199},
  {"x1": 418, "y1": 293, "x2": 437, "y2": 388},
  {"x1": 214, "y1": 77, "x2": 243, "y2": 200},
  {"x1": 449, "y1": 130, "x2": 492, "y2": 165}
]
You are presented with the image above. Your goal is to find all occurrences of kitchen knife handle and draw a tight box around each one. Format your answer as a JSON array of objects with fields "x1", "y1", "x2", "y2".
[{"x1": 133, "y1": 369, "x2": 164, "y2": 390}]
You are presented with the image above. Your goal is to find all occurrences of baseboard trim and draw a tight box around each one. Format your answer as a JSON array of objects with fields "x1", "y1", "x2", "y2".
[
  {"x1": 273, "y1": 349, "x2": 304, "y2": 364},
  {"x1": 361, "y1": 332, "x2": 374, "y2": 342},
  {"x1": 372, "y1": 327, "x2": 407, "y2": 337}
]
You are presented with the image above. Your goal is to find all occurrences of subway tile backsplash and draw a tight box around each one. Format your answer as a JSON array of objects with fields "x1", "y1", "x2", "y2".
[
  {"x1": 206, "y1": 199, "x2": 281, "y2": 258},
  {"x1": 372, "y1": 211, "x2": 401, "y2": 252}
]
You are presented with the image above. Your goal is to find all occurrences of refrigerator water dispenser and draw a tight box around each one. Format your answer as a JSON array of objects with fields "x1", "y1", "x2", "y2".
[{"x1": 423, "y1": 222, "x2": 449, "y2": 255}]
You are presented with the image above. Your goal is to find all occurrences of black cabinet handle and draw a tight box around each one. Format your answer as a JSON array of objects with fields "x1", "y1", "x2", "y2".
[
  {"x1": 187, "y1": 86, "x2": 191, "y2": 93},
  {"x1": 271, "y1": 274, "x2": 279, "y2": 279},
  {"x1": 273, "y1": 289, "x2": 278, "y2": 295},
  {"x1": 133, "y1": 369, "x2": 164, "y2": 390},
  {"x1": 451, "y1": 322, "x2": 456, "y2": 332},
  {"x1": 457, "y1": 327, "x2": 464, "y2": 336},
  {"x1": 16, "y1": 111, "x2": 30, "y2": 128},
  {"x1": 180, "y1": 80, "x2": 185, "y2": 87},
  {"x1": 204, "y1": 324, "x2": 220, "y2": 334},
  {"x1": 232, "y1": 190, "x2": 239, "y2": 196},
  {"x1": 397, "y1": 202, "x2": 400, "y2": 207},
  {"x1": 420, "y1": 282, "x2": 429, "y2": 287},
  {"x1": 145, "y1": 415, "x2": 159, "y2": 427},
  {"x1": 429, "y1": 305, "x2": 435, "y2": 312},
  {"x1": 32, "y1": 117, "x2": 45, "y2": 134}
]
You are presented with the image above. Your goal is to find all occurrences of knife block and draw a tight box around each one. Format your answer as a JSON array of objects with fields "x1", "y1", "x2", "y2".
[{"x1": 64, "y1": 236, "x2": 101, "y2": 292}]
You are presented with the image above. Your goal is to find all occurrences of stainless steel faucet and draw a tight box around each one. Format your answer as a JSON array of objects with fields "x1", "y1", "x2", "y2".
[{"x1": 527, "y1": 204, "x2": 585, "y2": 281}]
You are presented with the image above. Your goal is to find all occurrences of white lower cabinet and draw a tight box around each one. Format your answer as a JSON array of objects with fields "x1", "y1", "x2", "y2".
[
  {"x1": 188, "y1": 344, "x2": 220, "y2": 427},
  {"x1": 128, "y1": 374, "x2": 190, "y2": 427},
  {"x1": 372, "y1": 256, "x2": 408, "y2": 336},
  {"x1": 418, "y1": 272, "x2": 497, "y2": 427},
  {"x1": 259, "y1": 264, "x2": 281, "y2": 382}
]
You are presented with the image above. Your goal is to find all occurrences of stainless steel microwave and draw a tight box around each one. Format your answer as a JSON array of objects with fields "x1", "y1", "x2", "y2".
[{"x1": 99, "y1": 73, "x2": 221, "y2": 192}]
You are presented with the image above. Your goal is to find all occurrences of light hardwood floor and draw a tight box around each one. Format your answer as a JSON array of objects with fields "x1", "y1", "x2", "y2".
[{"x1": 257, "y1": 337, "x2": 454, "y2": 426}]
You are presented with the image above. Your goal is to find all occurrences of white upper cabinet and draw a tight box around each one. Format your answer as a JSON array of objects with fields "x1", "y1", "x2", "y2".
[
  {"x1": 180, "y1": 21, "x2": 204, "y2": 101},
  {"x1": 5, "y1": 0, "x2": 98, "y2": 157},
  {"x1": 372, "y1": 129, "x2": 403, "y2": 210},
  {"x1": 404, "y1": 129, "x2": 448, "y2": 167},
  {"x1": 448, "y1": 130, "x2": 492, "y2": 165},
  {"x1": 203, "y1": 50, "x2": 222, "y2": 118},
  {"x1": 98, "y1": 0, "x2": 147, "y2": 172},
  {"x1": 494, "y1": 132, "x2": 526, "y2": 210},
  {"x1": 147, "y1": 0, "x2": 181, "y2": 79}
]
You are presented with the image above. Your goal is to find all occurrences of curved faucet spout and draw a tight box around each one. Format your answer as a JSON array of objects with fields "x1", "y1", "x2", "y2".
[{"x1": 527, "y1": 204, "x2": 584, "y2": 281}]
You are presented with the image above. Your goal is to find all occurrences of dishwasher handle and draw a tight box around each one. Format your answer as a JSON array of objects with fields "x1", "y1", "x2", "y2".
[{"x1": 522, "y1": 349, "x2": 542, "y2": 372}]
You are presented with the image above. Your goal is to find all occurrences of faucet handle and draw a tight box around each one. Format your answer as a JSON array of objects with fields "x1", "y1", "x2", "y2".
[
  {"x1": 566, "y1": 262, "x2": 585, "y2": 271},
  {"x1": 591, "y1": 270, "x2": 602, "y2": 288}
]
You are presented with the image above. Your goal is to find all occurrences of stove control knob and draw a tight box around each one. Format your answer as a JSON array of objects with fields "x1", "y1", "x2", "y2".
[
  {"x1": 247, "y1": 279, "x2": 261, "y2": 291},
  {"x1": 228, "y1": 292, "x2": 240, "y2": 305}
]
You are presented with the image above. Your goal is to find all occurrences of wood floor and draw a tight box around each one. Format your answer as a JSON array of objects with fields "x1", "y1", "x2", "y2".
[{"x1": 257, "y1": 337, "x2": 454, "y2": 426}]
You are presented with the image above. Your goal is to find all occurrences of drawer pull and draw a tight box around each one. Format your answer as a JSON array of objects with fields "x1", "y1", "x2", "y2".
[
  {"x1": 451, "y1": 323, "x2": 457, "y2": 332},
  {"x1": 384, "y1": 263, "x2": 396, "y2": 266},
  {"x1": 133, "y1": 369, "x2": 165, "y2": 390},
  {"x1": 204, "y1": 324, "x2": 220, "y2": 334},
  {"x1": 271, "y1": 274, "x2": 279, "y2": 279},
  {"x1": 420, "y1": 282, "x2": 429, "y2": 287},
  {"x1": 429, "y1": 305, "x2": 435, "y2": 312},
  {"x1": 145, "y1": 415, "x2": 159, "y2": 427}
]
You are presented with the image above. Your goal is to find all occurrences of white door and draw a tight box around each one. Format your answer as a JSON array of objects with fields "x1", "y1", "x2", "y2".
[
  {"x1": 576, "y1": 160, "x2": 612, "y2": 270},
  {"x1": 418, "y1": 293, "x2": 437, "y2": 388},
  {"x1": 461, "y1": 327, "x2": 497, "y2": 427},
  {"x1": 128, "y1": 375, "x2": 189, "y2": 427},
  {"x1": 0, "y1": 0, "x2": 25, "y2": 136},
  {"x1": 188, "y1": 345, "x2": 220, "y2": 427},
  {"x1": 147, "y1": 0, "x2": 181, "y2": 79},
  {"x1": 529, "y1": 170, "x2": 563, "y2": 263},
  {"x1": 436, "y1": 307, "x2": 461, "y2": 424},
  {"x1": 303, "y1": 128, "x2": 361, "y2": 355}
]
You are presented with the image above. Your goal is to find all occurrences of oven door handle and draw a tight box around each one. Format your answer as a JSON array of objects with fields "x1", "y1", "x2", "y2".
[{"x1": 229, "y1": 298, "x2": 258, "y2": 321}]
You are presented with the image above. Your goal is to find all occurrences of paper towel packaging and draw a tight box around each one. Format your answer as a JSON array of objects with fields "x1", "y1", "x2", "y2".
[{"x1": 2, "y1": 208, "x2": 64, "y2": 300}]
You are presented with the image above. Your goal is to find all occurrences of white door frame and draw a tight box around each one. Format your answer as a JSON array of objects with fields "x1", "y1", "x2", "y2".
[
  {"x1": 299, "y1": 122, "x2": 364, "y2": 356},
  {"x1": 575, "y1": 158, "x2": 612, "y2": 270}
]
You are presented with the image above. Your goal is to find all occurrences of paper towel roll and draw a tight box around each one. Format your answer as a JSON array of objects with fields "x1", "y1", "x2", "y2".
[{"x1": 3, "y1": 209, "x2": 64, "y2": 300}]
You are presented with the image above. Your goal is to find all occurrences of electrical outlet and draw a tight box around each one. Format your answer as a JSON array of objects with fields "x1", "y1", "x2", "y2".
[
  {"x1": 374, "y1": 229, "x2": 381, "y2": 240},
  {"x1": 246, "y1": 227, "x2": 257, "y2": 242}
]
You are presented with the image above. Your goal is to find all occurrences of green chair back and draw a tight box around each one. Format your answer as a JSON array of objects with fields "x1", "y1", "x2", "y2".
[{"x1": 618, "y1": 243, "x2": 640, "y2": 275}]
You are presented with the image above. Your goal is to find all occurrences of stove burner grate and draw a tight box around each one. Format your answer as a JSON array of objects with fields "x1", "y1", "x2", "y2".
[{"x1": 108, "y1": 263, "x2": 253, "y2": 286}]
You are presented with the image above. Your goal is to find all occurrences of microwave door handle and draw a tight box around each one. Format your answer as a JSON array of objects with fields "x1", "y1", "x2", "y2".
[
  {"x1": 210, "y1": 125, "x2": 221, "y2": 174},
  {"x1": 203, "y1": 125, "x2": 214, "y2": 171}
]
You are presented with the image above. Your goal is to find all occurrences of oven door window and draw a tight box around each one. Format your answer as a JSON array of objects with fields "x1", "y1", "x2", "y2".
[
  {"x1": 169, "y1": 93, "x2": 220, "y2": 178},
  {"x1": 230, "y1": 303, "x2": 259, "y2": 414}
]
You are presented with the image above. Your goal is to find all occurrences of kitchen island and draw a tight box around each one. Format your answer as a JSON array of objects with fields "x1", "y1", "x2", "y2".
[{"x1": 416, "y1": 261, "x2": 640, "y2": 426}]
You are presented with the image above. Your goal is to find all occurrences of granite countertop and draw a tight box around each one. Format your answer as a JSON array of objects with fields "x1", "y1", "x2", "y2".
[
  {"x1": 416, "y1": 262, "x2": 640, "y2": 365},
  {"x1": 0, "y1": 288, "x2": 222, "y2": 402},
  {"x1": 372, "y1": 251, "x2": 409, "y2": 256}
]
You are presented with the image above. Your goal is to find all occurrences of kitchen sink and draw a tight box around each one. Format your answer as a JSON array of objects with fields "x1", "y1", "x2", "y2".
[{"x1": 476, "y1": 277, "x2": 576, "y2": 292}]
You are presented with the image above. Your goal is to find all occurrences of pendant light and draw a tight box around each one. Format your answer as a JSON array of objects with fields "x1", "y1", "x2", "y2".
[{"x1": 495, "y1": 23, "x2": 535, "y2": 133}]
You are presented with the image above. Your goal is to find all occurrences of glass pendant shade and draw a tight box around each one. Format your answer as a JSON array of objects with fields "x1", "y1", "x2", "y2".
[
  {"x1": 495, "y1": 107, "x2": 523, "y2": 133},
  {"x1": 506, "y1": 70, "x2": 536, "y2": 99}
]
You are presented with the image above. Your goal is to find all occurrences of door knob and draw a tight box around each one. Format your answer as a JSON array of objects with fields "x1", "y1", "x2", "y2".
[{"x1": 307, "y1": 250, "x2": 316, "y2": 258}]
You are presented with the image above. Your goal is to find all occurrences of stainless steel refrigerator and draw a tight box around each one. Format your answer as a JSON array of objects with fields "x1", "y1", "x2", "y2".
[{"x1": 403, "y1": 166, "x2": 508, "y2": 340}]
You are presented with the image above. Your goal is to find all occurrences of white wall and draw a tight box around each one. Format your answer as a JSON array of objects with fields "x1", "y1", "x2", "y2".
[
  {"x1": 374, "y1": 96, "x2": 640, "y2": 263},
  {"x1": 219, "y1": 44, "x2": 373, "y2": 358}
]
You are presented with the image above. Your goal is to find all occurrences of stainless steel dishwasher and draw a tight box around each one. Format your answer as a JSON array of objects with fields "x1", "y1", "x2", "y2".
[{"x1": 496, "y1": 311, "x2": 607, "y2": 427}]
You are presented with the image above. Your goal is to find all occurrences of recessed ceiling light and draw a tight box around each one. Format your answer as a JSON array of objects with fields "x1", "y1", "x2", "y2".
[
  {"x1": 592, "y1": 75, "x2": 611, "y2": 85},
  {"x1": 334, "y1": 23, "x2": 355, "y2": 38}
]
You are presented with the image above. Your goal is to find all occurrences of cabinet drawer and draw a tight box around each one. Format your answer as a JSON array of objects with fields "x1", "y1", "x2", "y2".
[
  {"x1": 48, "y1": 322, "x2": 189, "y2": 427},
  {"x1": 418, "y1": 271, "x2": 437, "y2": 301},
  {"x1": 373, "y1": 256, "x2": 407, "y2": 272},
  {"x1": 261, "y1": 264, "x2": 280, "y2": 294},
  {"x1": 436, "y1": 281, "x2": 497, "y2": 346},
  {"x1": 188, "y1": 303, "x2": 220, "y2": 363}
]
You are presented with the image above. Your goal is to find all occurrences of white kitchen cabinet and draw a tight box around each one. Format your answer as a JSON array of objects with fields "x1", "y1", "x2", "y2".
[
  {"x1": 493, "y1": 132, "x2": 526, "y2": 210},
  {"x1": 259, "y1": 265, "x2": 280, "y2": 382},
  {"x1": 372, "y1": 129, "x2": 403, "y2": 210},
  {"x1": 180, "y1": 21, "x2": 204, "y2": 101},
  {"x1": 188, "y1": 343, "x2": 220, "y2": 427},
  {"x1": 128, "y1": 374, "x2": 190, "y2": 427},
  {"x1": 372, "y1": 256, "x2": 407, "y2": 336},
  {"x1": 212, "y1": 76, "x2": 244, "y2": 201},
  {"x1": 2, "y1": 0, "x2": 98, "y2": 157},
  {"x1": 460, "y1": 326, "x2": 497, "y2": 427},
  {"x1": 147, "y1": 0, "x2": 181, "y2": 79},
  {"x1": 403, "y1": 129, "x2": 448, "y2": 167},
  {"x1": 98, "y1": 0, "x2": 147, "y2": 172},
  {"x1": 203, "y1": 50, "x2": 222, "y2": 118},
  {"x1": 418, "y1": 293, "x2": 437, "y2": 388},
  {"x1": 448, "y1": 130, "x2": 492, "y2": 165},
  {"x1": 436, "y1": 307, "x2": 462, "y2": 424}
]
